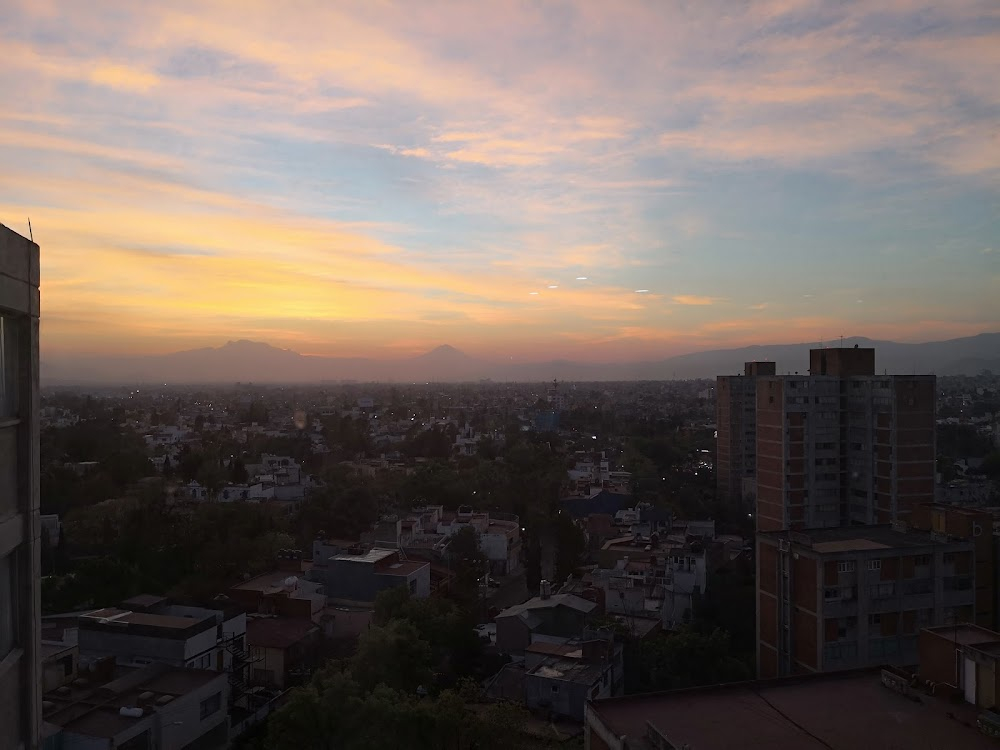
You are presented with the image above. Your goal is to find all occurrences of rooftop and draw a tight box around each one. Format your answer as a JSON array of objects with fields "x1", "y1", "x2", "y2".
[
  {"x1": 496, "y1": 594, "x2": 597, "y2": 620},
  {"x1": 530, "y1": 655, "x2": 605, "y2": 685},
  {"x1": 381, "y1": 560, "x2": 429, "y2": 576},
  {"x1": 45, "y1": 664, "x2": 224, "y2": 739},
  {"x1": 246, "y1": 616, "x2": 319, "y2": 649},
  {"x1": 588, "y1": 668, "x2": 993, "y2": 750},
  {"x1": 79, "y1": 608, "x2": 214, "y2": 636},
  {"x1": 923, "y1": 623, "x2": 1000, "y2": 647},
  {"x1": 231, "y1": 570, "x2": 314, "y2": 594},
  {"x1": 761, "y1": 525, "x2": 972, "y2": 553},
  {"x1": 330, "y1": 548, "x2": 398, "y2": 565}
]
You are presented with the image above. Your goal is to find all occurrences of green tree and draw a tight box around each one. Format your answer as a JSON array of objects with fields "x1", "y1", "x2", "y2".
[
  {"x1": 636, "y1": 627, "x2": 750, "y2": 692},
  {"x1": 350, "y1": 620, "x2": 433, "y2": 693},
  {"x1": 448, "y1": 526, "x2": 487, "y2": 611}
]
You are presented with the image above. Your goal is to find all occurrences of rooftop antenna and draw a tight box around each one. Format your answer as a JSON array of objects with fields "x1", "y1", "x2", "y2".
[{"x1": 27, "y1": 217, "x2": 33, "y2": 242}]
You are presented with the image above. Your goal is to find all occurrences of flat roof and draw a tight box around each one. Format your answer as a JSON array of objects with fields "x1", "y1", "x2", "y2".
[
  {"x1": 588, "y1": 668, "x2": 993, "y2": 750},
  {"x1": 525, "y1": 642, "x2": 583, "y2": 658},
  {"x1": 231, "y1": 570, "x2": 312, "y2": 593},
  {"x1": 530, "y1": 655, "x2": 604, "y2": 684},
  {"x1": 80, "y1": 608, "x2": 208, "y2": 630},
  {"x1": 247, "y1": 617, "x2": 318, "y2": 649},
  {"x1": 330, "y1": 548, "x2": 398, "y2": 564},
  {"x1": 762, "y1": 525, "x2": 971, "y2": 552},
  {"x1": 923, "y1": 623, "x2": 1000, "y2": 647},
  {"x1": 381, "y1": 560, "x2": 428, "y2": 576},
  {"x1": 47, "y1": 666, "x2": 224, "y2": 738}
]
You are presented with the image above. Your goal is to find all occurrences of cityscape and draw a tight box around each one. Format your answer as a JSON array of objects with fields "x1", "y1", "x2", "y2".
[{"x1": 2, "y1": 2, "x2": 1000, "y2": 750}]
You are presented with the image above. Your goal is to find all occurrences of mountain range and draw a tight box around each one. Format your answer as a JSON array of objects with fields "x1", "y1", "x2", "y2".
[{"x1": 40, "y1": 333, "x2": 1000, "y2": 384}]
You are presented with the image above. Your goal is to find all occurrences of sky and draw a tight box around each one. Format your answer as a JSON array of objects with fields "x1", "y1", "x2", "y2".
[{"x1": 1, "y1": 0, "x2": 998, "y2": 362}]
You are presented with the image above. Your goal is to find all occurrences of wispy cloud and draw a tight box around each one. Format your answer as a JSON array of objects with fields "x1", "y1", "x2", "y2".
[
  {"x1": 0, "y1": 0, "x2": 997, "y2": 358},
  {"x1": 673, "y1": 295, "x2": 718, "y2": 306}
]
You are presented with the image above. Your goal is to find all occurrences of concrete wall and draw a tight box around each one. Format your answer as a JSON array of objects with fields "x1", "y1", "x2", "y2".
[
  {"x1": 317, "y1": 559, "x2": 380, "y2": 601},
  {"x1": 183, "y1": 627, "x2": 219, "y2": 662},
  {"x1": 42, "y1": 645, "x2": 77, "y2": 691},
  {"x1": 156, "y1": 672, "x2": 229, "y2": 750},
  {"x1": 78, "y1": 629, "x2": 188, "y2": 666},
  {"x1": 61, "y1": 732, "x2": 112, "y2": 750},
  {"x1": 583, "y1": 703, "x2": 623, "y2": 750},
  {"x1": 0, "y1": 223, "x2": 41, "y2": 750},
  {"x1": 251, "y1": 646, "x2": 286, "y2": 688}
]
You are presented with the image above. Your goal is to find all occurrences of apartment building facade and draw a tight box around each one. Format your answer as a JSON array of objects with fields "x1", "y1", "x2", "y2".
[
  {"x1": 755, "y1": 347, "x2": 935, "y2": 532},
  {"x1": 716, "y1": 361, "x2": 776, "y2": 508},
  {"x1": 757, "y1": 525, "x2": 974, "y2": 678},
  {"x1": 0, "y1": 224, "x2": 41, "y2": 750}
]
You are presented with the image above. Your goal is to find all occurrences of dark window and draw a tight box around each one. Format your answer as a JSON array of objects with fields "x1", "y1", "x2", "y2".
[
  {"x1": 0, "y1": 554, "x2": 15, "y2": 658},
  {"x1": 200, "y1": 691, "x2": 222, "y2": 720},
  {"x1": 60, "y1": 654, "x2": 73, "y2": 677},
  {"x1": 119, "y1": 730, "x2": 151, "y2": 750}
]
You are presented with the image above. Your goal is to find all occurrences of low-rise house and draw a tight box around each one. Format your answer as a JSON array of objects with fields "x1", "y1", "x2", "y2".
[
  {"x1": 227, "y1": 563, "x2": 324, "y2": 620},
  {"x1": 593, "y1": 535, "x2": 710, "y2": 630},
  {"x1": 308, "y1": 544, "x2": 430, "y2": 604},
  {"x1": 494, "y1": 587, "x2": 598, "y2": 655},
  {"x1": 77, "y1": 596, "x2": 246, "y2": 676},
  {"x1": 245, "y1": 616, "x2": 320, "y2": 690},
  {"x1": 42, "y1": 661, "x2": 229, "y2": 750}
]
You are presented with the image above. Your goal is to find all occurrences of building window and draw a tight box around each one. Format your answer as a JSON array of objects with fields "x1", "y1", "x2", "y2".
[
  {"x1": 409, "y1": 579, "x2": 417, "y2": 594},
  {"x1": 867, "y1": 559, "x2": 881, "y2": 571},
  {"x1": 913, "y1": 555, "x2": 930, "y2": 567},
  {"x1": 551, "y1": 685, "x2": 560, "y2": 693},
  {"x1": 60, "y1": 654, "x2": 73, "y2": 677},
  {"x1": 869, "y1": 614, "x2": 881, "y2": 626},
  {"x1": 200, "y1": 691, "x2": 222, "y2": 720},
  {"x1": 0, "y1": 554, "x2": 14, "y2": 658},
  {"x1": 824, "y1": 588, "x2": 840, "y2": 600},
  {"x1": 837, "y1": 561, "x2": 855, "y2": 573},
  {"x1": 943, "y1": 553, "x2": 955, "y2": 565},
  {"x1": 0, "y1": 315, "x2": 18, "y2": 418},
  {"x1": 118, "y1": 731, "x2": 151, "y2": 750}
]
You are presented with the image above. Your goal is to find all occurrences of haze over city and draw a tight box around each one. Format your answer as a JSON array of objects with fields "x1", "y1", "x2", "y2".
[{"x1": 1, "y1": 0, "x2": 998, "y2": 363}]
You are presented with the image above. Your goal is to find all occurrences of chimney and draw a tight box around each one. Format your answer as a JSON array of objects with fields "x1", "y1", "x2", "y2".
[{"x1": 540, "y1": 580, "x2": 551, "y2": 600}]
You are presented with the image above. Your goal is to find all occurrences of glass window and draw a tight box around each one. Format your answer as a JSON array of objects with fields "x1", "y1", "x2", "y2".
[
  {"x1": 0, "y1": 554, "x2": 14, "y2": 658},
  {"x1": 0, "y1": 316, "x2": 18, "y2": 418},
  {"x1": 199, "y1": 691, "x2": 222, "y2": 719}
]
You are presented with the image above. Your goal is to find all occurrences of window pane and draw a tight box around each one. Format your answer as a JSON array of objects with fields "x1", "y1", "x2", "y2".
[
  {"x1": 0, "y1": 554, "x2": 13, "y2": 657},
  {"x1": 0, "y1": 426, "x2": 17, "y2": 520},
  {"x1": 0, "y1": 316, "x2": 17, "y2": 418}
]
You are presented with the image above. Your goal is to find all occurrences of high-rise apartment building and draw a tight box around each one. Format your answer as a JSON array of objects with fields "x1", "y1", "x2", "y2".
[
  {"x1": 755, "y1": 347, "x2": 935, "y2": 532},
  {"x1": 716, "y1": 361, "x2": 776, "y2": 508},
  {"x1": 0, "y1": 224, "x2": 41, "y2": 750}
]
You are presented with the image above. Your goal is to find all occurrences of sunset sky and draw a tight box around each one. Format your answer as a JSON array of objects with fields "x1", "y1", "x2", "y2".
[{"x1": 1, "y1": 0, "x2": 998, "y2": 361}]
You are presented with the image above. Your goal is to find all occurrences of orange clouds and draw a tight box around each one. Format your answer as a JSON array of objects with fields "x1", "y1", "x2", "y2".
[
  {"x1": 0, "y1": 0, "x2": 997, "y2": 363},
  {"x1": 89, "y1": 63, "x2": 160, "y2": 92},
  {"x1": 672, "y1": 295, "x2": 717, "y2": 306}
]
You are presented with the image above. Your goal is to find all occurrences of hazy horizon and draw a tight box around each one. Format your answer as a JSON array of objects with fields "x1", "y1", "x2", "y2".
[
  {"x1": 40, "y1": 331, "x2": 1000, "y2": 384},
  {"x1": 2, "y1": 1, "x2": 999, "y2": 360},
  {"x1": 39, "y1": 329, "x2": 1000, "y2": 364}
]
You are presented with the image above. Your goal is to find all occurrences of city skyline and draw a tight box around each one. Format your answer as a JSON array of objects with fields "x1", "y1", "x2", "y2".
[{"x1": 1, "y1": 1, "x2": 998, "y2": 360}]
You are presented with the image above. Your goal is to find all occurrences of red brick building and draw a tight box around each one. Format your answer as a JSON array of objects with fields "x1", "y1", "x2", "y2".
[
  {"x1": 755, "y1": 348, "x2": 935, "y2": 532},
  {"x1": 716, "y1": 361, "x2": 776, "y2": 508},
  {"x1": 757, "y1": 525, "x2": 974, "y2": 678},
  {"x1": 910, "y1": 503, "x2": 995, "y2": 629}
]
